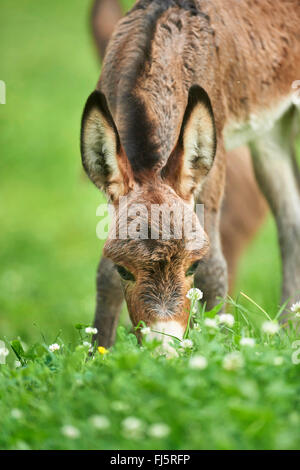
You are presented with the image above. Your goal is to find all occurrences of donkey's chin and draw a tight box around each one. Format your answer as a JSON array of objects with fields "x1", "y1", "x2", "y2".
[{"x1": 148, "y1": 320, "x2": 185, "y2": 358}]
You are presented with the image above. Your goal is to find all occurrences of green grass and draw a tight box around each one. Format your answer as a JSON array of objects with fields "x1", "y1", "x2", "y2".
[
  {"x1": 1, "y1": 302, "x2": 300, "y2": 450},
  {"x1": 0, "y1": 0, "x2": 300, "y2": 451}
]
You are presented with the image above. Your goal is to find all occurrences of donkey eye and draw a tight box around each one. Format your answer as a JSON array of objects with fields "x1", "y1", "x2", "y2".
[
  {"x1": 185, "y1": 260, "x2": 200, "y2": 277},
  {"x1": 115, "y1": 265, "x2": 135, "y2": 282}
]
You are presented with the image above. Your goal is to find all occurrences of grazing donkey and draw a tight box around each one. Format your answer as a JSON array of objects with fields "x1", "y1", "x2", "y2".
[
  {"x1": 91, "y1": 0, "x2": 267, "y2": 296},
  {"x1": 81, "y1": 0, "x2": 300, "y2": 347}
]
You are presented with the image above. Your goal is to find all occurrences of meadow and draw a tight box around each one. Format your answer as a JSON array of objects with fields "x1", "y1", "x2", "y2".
[{"x1": 0, "y1": 0, "x2": 299, "y2": 450}]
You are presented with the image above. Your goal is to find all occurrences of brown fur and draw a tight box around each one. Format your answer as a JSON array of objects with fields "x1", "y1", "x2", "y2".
[
  {"x1": 221, "y1": 148, "x2": 268, "y2": 292},
  {"x1": 83, "y1": 0, "x2": 300, "y2": 345},
  {"x1": 90, "y1": 0, "x2": 268, "y2": 289}
]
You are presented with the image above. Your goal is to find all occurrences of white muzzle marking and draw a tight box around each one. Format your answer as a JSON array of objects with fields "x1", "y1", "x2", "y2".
[{"x1": 148, "y1": 321, "x2": 184, "y2": 357}]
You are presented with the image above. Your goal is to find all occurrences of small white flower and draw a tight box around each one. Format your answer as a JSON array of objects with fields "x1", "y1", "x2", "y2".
[
  {"x1": 181, "y1": 339, "x2": 193, "y2": 349},
  {"x1": 223, "y1": 352, "x2": 244, "y2": 371},
  {"x1": 148, "y1": 423, "x2": 170, "y2": 438},
  {"x1": 15, "y1": 360, "x2": 22, "y2": 368},
  {"x1": 83, "y1": 341, "x2": 93, "y2": 353},
  {"x1": 0, "y1": 345, "x2": 9, "y2": 357},
  {"x1": 204, "y1": 318, "x2": 218, "y2": 329},
  {"x1": 111, "y1": 401, "x2": 129, "y2": 412},
  {"x1": 15, "y1": 440, "x2": 30, "y2": 450},
  {"x1": 189, "y1": 355, "x2": 208, "y2": 370},
  {"x1": 122, "y1": 417, "x2": 143, "y2": 434},
  {"x1": 261, "y1": 321, "x2": 280, "y2": 335},
  {"x1": 85, "y1": 327, "x2": 98, "y2": 335},
  {"x1": 240, "y1": 337, "x2": 255, "y2": 347},
  {"x1": 186, "y1": 288, "x2": 203, "y2": 301},
  {"x1": 291, "y1": 302, "x2": 300, "y2": 316},
  {"x1": 49, "y1": 343, "x2": 60, "y2": 352},
  {"x1": 61, "y1": 425, "x2": 80, "y2": 439},
  {"x1": 218, "y1": 314, "x2": 235, "y2": 328},
  {"x1": 193, "y1": 323, "x2": 202, "y2": 332},
  {"x1": 11, "y1": 408, "x2": 23, "y2": 419},
  {"x1": 273, "y1": 356, "x2": 284, "y2": 366},
  {"x1": 141, "y1": 327, "x2": 151, "y2": 336},
  {"x1": 0, "y1": 341, "x2": 9, "y2": 364},
  {"x1": 90, "y1": 415, "x2": 110, "y2": 430}
]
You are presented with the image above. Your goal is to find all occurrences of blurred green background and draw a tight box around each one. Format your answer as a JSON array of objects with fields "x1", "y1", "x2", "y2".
[{"x1": 0, "y1": 0, "x2": 291, "y2": 345}]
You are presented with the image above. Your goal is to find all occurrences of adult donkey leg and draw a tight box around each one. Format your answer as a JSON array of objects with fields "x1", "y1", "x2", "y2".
[
  {"x1": 194, "y1": 142, "x2": 228, "y2": 309},
  {"x1": 220, "y1": 147, "x2": 268, "y2": 293},
  {"x1": 250, "y1": 108, "x2": 300, "y2": 321},
  {"x1": 91, "y1": 0, "x2": 123, "y2": 59},
  {"x1": 93, "y1": 256, "x2": 124, "y2": 347}
]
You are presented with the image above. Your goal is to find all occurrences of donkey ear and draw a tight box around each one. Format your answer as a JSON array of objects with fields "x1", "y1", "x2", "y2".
[
  {"x1": 80, "y1": 90, "x2": 132, "y2": 200},
  {"x1": 162, "y1": 85, "x2": 216, "y2": 199}
]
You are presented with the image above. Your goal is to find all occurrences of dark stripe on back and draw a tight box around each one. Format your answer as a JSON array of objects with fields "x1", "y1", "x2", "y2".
[{"x1": 118, "y1": 0, "x2": 209, "y2": 175}]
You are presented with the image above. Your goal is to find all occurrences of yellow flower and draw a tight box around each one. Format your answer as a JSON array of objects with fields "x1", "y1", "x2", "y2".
[{"x1": 98, "y1": 346, "x2": 108, "y2": 355}]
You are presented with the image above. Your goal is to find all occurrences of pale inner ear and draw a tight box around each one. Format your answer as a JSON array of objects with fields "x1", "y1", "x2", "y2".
[
  {"x1": 161, "y1": 86, "x2": 216, "y2": 199},
  {"x1": 180, "y1": 101, "x2": 216, "y2": 201},
  {"x1": 183, "y1": 102, "x2": 216, "y2": 176},
  {"x1": 82, "y1": 107, "x2": 121, "y2": 192}
]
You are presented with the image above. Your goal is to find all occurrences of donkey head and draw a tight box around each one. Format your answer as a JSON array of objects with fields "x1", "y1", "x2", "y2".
[{"x1": 81, "y1": 85, "x2": 216, "y2": 342}]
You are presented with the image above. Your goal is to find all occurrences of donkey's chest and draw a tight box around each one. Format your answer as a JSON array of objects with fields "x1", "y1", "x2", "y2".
[{"x1": 224, "y1": 95, "x2": 295, "y2": 151}]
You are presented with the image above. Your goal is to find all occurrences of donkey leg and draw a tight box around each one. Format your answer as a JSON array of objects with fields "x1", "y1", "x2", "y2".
[
  {"x1": 194, "y1": 144, "x2": 228, "y2": 309},
  {"x1": 195, "y1": 210, "x2": 228, "y2": 309},
  {"x1": 93, "y1": 256, "x2": 124, "y2": 347},
  {"x1": 92, "y1": 0, "x2": 123, "y2": 59},
  {"x1": 250, "y1": 108, "x2": 300, "y2": 319},
  {"x1": 220, "y1": 147, "x2": 267, "y2": 293}
]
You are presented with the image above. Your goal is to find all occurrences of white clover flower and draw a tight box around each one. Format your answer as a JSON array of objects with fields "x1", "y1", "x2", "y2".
[
  {"x1": 189, "y1": 355, "x2": 208, "y2": 370},
  {"x1": 122, "y1": 417, "x2": 144, "y2": 434},
  {"x1": 90, "y1": 415, "x2": 110, "y2": 430},
  {"x1": 291, "y1": 302, "x2": 300, "y2": 317},
  {"x1": 0, "y1": 342, "x2": 9, "y2": 364},
  {"x1": 180, "y1": 339, "x2": 193, "y2": 349},
  {"x1": 0, "y1": 344, "x2": 9, "y2": 357},
  {"x1": 111, "y1": 401, "x2": 129, "y2": 412},
  {"x1": 148, "y1": 423, "x2": 170, "y2": 438},
  {"x1": 240, "y1": 337, "x2": 255, "y2": 347},
  {"x1": 186, "y1": 288, "x2": 203, "y2": 301},
  {"x1": 83, "y1": 341, "x2": 93, "y2": 353},
  {"x1": 61, "y1": 425, "x2": 81, "y2": 439},
  {"x1": 85, "y1": 327, "x2": 98, "y2": 335},
  {"x1": 11, "y1": 408, "x2": 23, "y2": 419},
  {"x1": 273, "y1": 356, "x2": 284, "y2": 366},
  {"x1": 15, "y1": 440, "x2": 31, "y2": 450},
  {"x1": 141, "y1": 327, "x2": 151, "y2": 336},
  {"x1": 15, "y1": 360, "x2": 22, "y2": 368},
  {"x1": 193, "y1": 323, "x2": 202, "y2": 332},
  {"x1": 49, "y1": 343, "x2": 60, "y2": 352},
  {"x1": 223, "y1": 352, "x2": 244, "y2": 371},
  {"x1": 218, "y1": 314, "x2": 235, "y2": 328},
  {"x1": 261, "y1": 321, "x2": 280, "y2": 335},
  {"x1": 204, "y1": 318, "x2": 218, "y2": 329}
]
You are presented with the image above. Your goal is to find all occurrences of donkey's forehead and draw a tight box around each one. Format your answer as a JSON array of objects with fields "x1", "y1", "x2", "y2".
[
  {"x1": 104, "y1": 235, "x2": 206, "y2": 267},
  {"x1": 104, "y1": 237, "x2": 183, "y2": 263}
]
